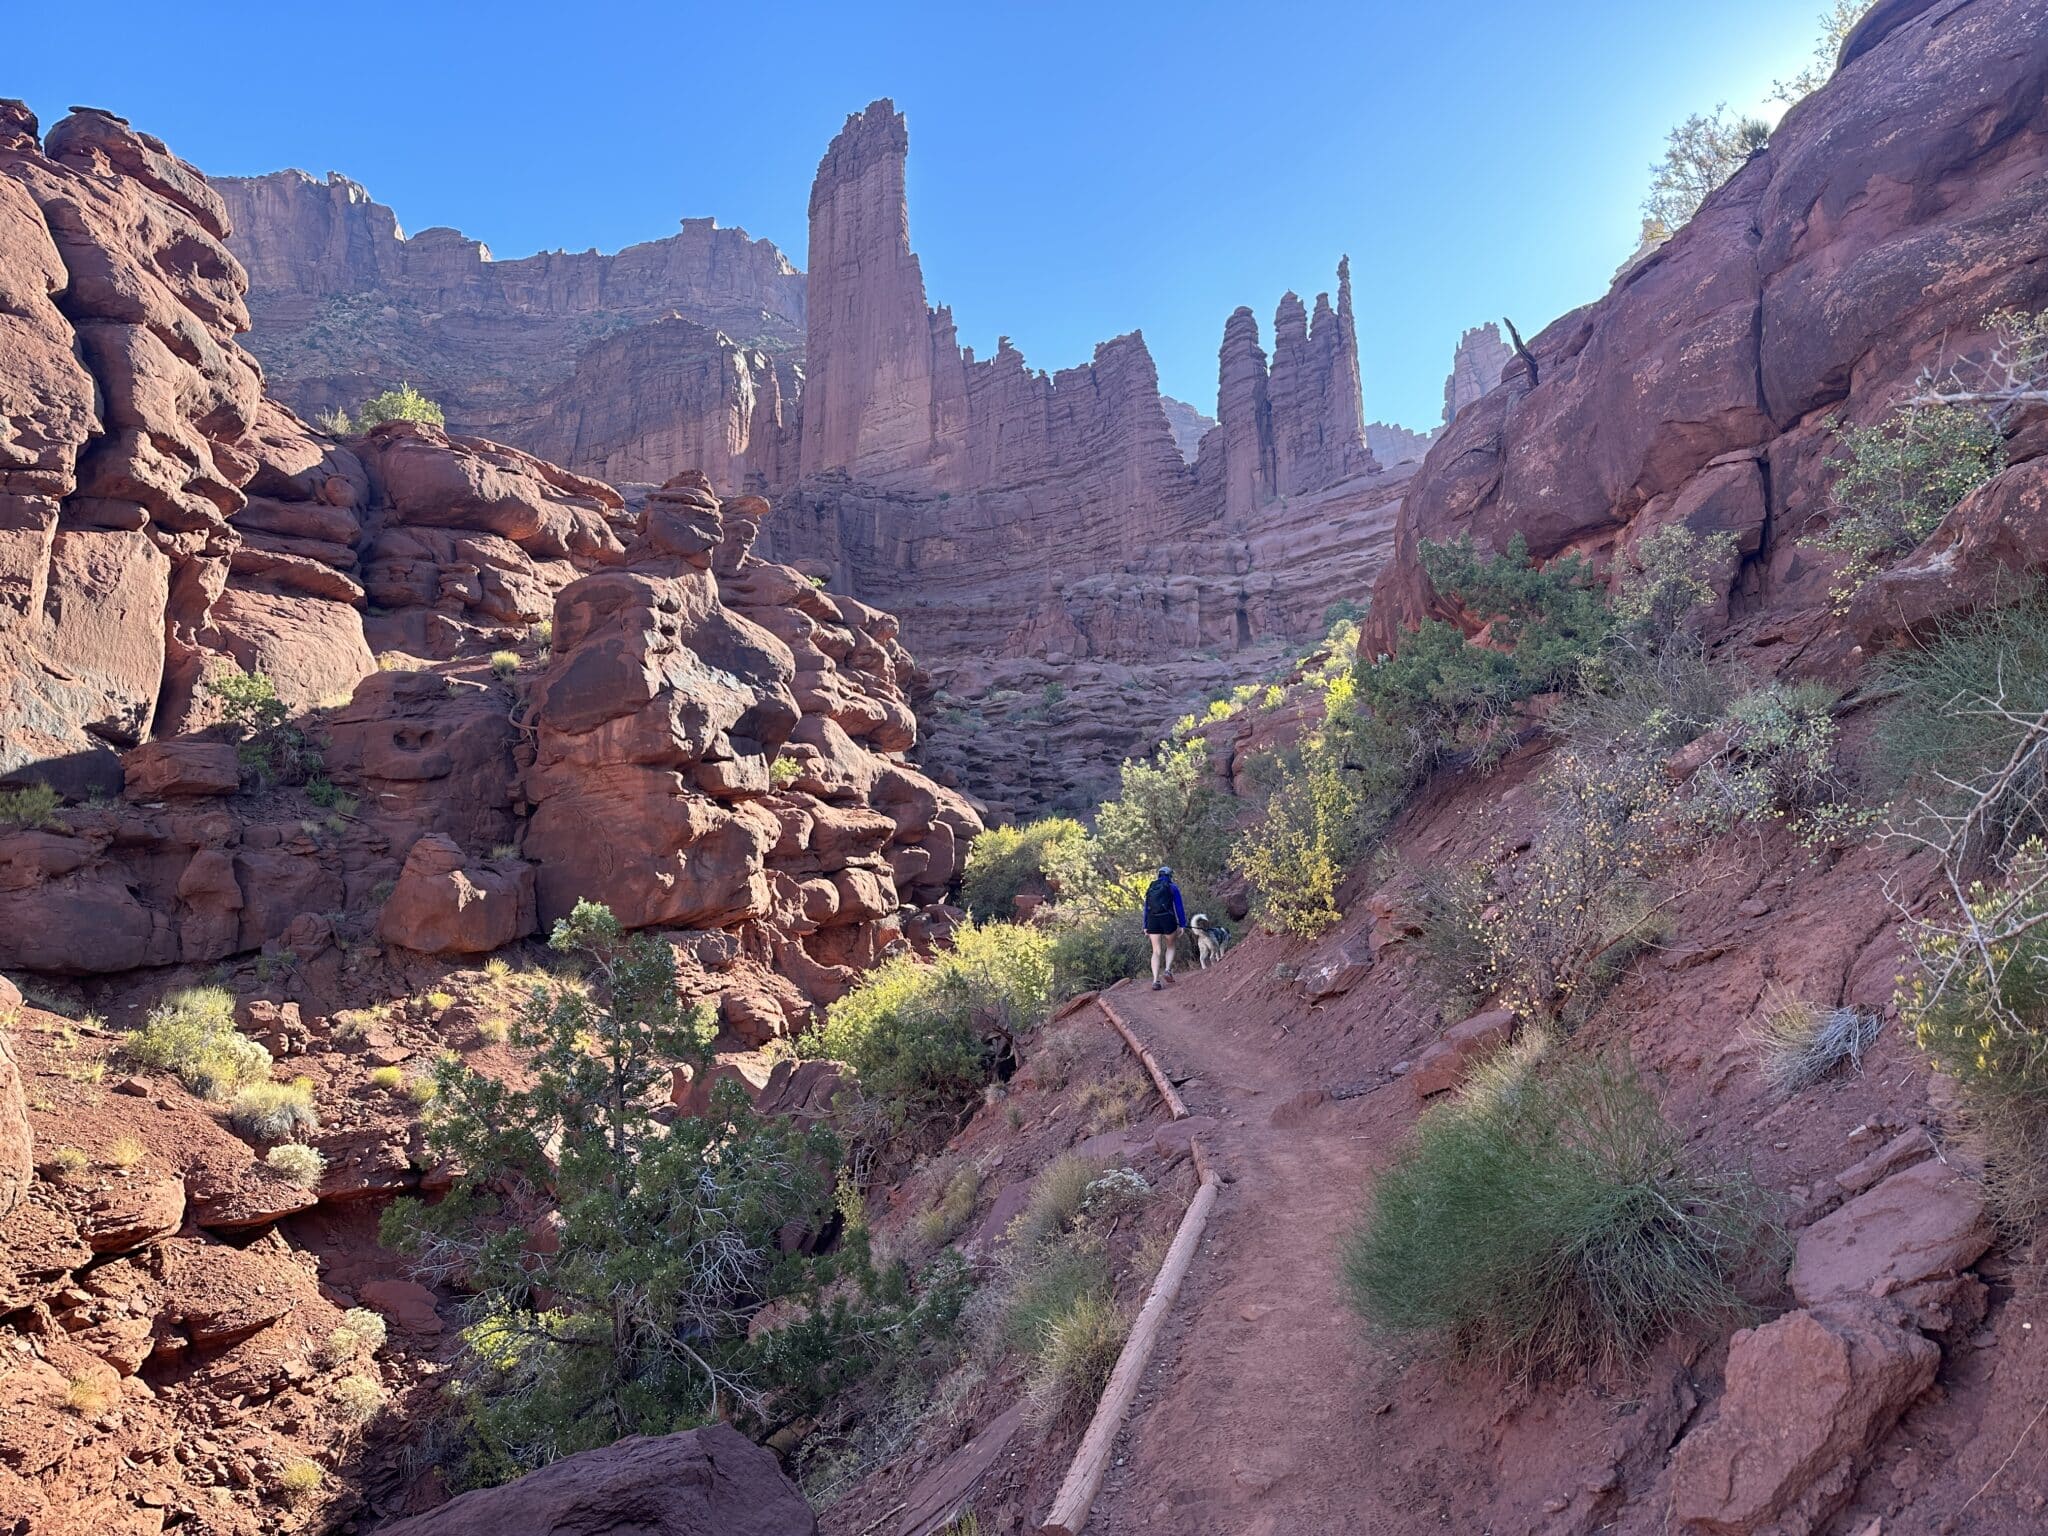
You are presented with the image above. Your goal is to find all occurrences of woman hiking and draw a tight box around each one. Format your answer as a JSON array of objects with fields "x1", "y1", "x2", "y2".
[{"x1": 1142, "y1": 866, "x2": 1186, "y2": 990}]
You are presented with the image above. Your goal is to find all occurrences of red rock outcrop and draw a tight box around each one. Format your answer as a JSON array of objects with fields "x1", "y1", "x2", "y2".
[
  {"x1": 1364, "y1": 0, "x2": 2048, "y2": 662},
  {"x1": 1441, "y1": 321, "x2": 1512, "y2": 424},
  {"x1": 378, "y1": 1423, "x2": 817, "y2": 1536},
  {"x1": 0, "y1": 103, "x2": 375, "y2": 794}
]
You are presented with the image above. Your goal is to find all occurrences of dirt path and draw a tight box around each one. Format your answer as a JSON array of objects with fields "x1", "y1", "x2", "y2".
[{"x1": 1086, "y1": 969, "x2": 1422, "y2": 1535}]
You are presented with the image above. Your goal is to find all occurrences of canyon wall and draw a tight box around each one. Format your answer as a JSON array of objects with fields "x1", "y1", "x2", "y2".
[
  {"x1": 212, "y1": 171, "x2": 804, "y2": 489},
  {"x1": 211, "y1": 101, "x2": 1433, "y2": 815}
]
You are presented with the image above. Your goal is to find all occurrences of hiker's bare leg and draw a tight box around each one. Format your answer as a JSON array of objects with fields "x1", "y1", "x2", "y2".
[{"x1": 1150, "y1": 933, "x2": 1167, "y2": 985}]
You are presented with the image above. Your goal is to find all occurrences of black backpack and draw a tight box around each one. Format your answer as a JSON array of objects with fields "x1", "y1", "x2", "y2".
[{"x1": 1143, "y1": 879, "x2": 1177, "y2": 927}]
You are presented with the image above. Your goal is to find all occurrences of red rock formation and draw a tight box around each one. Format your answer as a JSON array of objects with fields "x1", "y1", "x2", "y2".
[
  {"x1": 0, "y1": 102, "x2": 374, "y2": 796},
  {"x1": 1441, "y1": 321, "x2": 1512, "y2": 424},
  {"x1": 378, "y1": 1424, "x2": 816, "y2": 1536},
  {"x1": 1363, "y1": 0, "x2": 2048, "y2": 662},
  {"x1": 508, "y1": 313, "x2": 800, "y2": 494},
  {"x1": 211, "y1": 171, "x2": 804, "y2": 487},
  {"x1": 1203, "y1": 261, "x2": 1378, "y2": 518}
]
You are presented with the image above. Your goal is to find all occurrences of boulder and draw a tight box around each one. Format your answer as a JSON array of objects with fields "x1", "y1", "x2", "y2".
[
  {"x1": 377, "y1": 1423, "x2": 816, "y2": 1536},
  {"x1": 1670, "y1": 1300, "x2": 1938, "y2": 1535},
  {"x1": 1410, "y1": 1009, "x2": 1518, "y2": 1099},
  {"x1": 120, "y1": 740, "x2": 241, "y2": 799},
  {"x1": 359, "y1": 1276, "x2": 442, "y2": 1335},
  {"x1": 1789, "y1": 1158, "x2": 1994, "y2": 1306},
  {"x1": 377, "y1": 834, "x2": 537, "y2": 955}
]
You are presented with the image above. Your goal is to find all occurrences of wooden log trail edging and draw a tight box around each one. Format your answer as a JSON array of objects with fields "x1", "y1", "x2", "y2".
[{"x1": 1038, "y1": 985, "x2": 1220, "y2": 1536}]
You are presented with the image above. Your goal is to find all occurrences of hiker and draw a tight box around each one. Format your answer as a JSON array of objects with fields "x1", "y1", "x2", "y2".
[{"x1": 1142, "y1": 866, "x2": 1186, "y2": 990}]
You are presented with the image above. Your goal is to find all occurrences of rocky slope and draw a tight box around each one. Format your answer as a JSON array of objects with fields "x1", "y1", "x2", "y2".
[{"x1": 0, "y1": 99, "x2": 977, "y2": 1533}]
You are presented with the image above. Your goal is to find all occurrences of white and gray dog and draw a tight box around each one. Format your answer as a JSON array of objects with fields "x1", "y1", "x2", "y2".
[{"x1": 1189, "y1": 913, "x2": 1231, "y2": 968}]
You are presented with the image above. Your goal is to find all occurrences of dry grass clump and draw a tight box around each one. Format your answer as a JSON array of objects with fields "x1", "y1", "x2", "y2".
[
  {"x1": 367, "y1": 1065, "x2": 404, "y2": 1092},
  {"x1": 104, "y1": 1135, "x2": 147, "y2": 1170},
  {"x1": 319, "y1": 1306, "x2": 389, "y2": 1367},
  {"x1": 1747, "y1": 986, "x2": 1882, "y2": 1095},
  {"x1": 914, "y1": 1164, "x2": 982, "y2": 1251},
  {"x1": 1344, "y1": 1050, "x2": 1771, "y2": 1378},
  {"x1": 229, "y1": 1077, "x2": 319, "y2": 1141},
  {"x1": 1005, "y1": 1154, "x2": 1098, "y2": 1255},
  {"x1": 1022, "y1": 1288, "x2": 1127, "y2": 1428},
  {"x1": 45, "y1": 1145, "x2": 88, "y2": 1178},
  {"x1": 331, "y1": 1373, "x2": 384, "y2": 1423},
  {"x1": 63, "y1": 1372, "x2": 115, "y2": 1414},
  {"x1": 489, "y1": 650, "x2": 520, "y2": 679},
  {"x1": 277, "y1": 1458, "x2": 324, "y2": 1498},
  {"x1": 265, "y1": 1142, "x2": 326, "y2": 1186}
]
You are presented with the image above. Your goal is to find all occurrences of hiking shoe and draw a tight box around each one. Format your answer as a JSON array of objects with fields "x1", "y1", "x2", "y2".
[{"x1": 1151, "y1": 981, "x2": 1163, "y2": 991}]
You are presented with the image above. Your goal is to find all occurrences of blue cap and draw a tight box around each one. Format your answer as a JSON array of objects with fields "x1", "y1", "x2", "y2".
[{"x1": 1158, "y1": 866, "x2": 1173, "y2": 877}]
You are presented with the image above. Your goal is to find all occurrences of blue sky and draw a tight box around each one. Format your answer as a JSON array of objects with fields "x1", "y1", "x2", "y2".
[{"x1": 11, "y1": 1, "x2": 1829, "y2": 430}]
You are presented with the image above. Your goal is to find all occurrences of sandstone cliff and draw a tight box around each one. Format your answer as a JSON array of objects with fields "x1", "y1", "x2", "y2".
[
  {"x1": 211, "y1": 171, "x2": 804, "y2": 489},
  {"x1": 1440, "y1": 321, "x2": 1512, "y2": 424}
]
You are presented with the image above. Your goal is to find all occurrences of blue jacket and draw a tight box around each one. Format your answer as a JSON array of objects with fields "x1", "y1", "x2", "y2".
[{"x1": 1144, "y1": 879, "x2": 1186, "y2": 929}]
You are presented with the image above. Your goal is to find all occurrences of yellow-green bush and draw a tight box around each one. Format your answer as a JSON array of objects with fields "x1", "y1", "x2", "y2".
[
  {"x1": 126, "y1": 987, "x2": 272, "y2": 1099},
  {"x1": 960, "y1": 817, "x2": 1087, "y2": 920},
  {"x1": 800, "y1": 920, "x2": 1053, "y2": 1126}
]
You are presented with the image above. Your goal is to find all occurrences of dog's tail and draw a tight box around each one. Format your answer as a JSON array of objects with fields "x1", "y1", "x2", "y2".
[{"x1": 1191, "y1": 913, "x2": 1211, "y2": 930}]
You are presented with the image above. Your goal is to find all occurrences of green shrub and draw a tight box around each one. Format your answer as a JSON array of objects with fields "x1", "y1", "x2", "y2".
[
  {"x1": 1612, "y1": 525, "x2": 1738, "y2": 646},
  {"x1": 1233, "y1": 752, "x2": 1357, "y2": 937},
  {"x1": 801, "y1": 920, "x2": 1052, "y2": 1128},
  {"x1": 230, "y1": 1077, "x2": 319, "y2": 1141},
  {"x1": 1902, "y1": 841, "x2": 2048, "y2": 1226},
  {"x1": 1343, "y1": 533, "x2": 1611, "y2": 813},
  {"x1": 1047, "y1": 908, "x2": 1149, "y2": 996},
  {"x1": 205, "y1": 667, "x2": 319, "y2": 784},
  {"x1": 1643, "y1": 106, "x2": 1771, "y2": 232},
  {"x1": 1343, "y1": 1051, "x2": 1768, "y2": 1377},
  {"x1": 1552, "y1": 633, "x2": 1728, "y2": 759},
  {"x1": 382, "y1": 900, "x2": 844, "y2": 1481},
  {"x1": 960, "y1": 818, "x2": 1087, "y2": 920},
  {"x1": 355, "y1": 383, "x2": 446, "y2": 429},
  {"x1": 1701, "y1": 681, "x2": 1840, "y2": 820},
  {"x1": 769, "y1": 755, "x2": 802, "y2": 788},
  {"x1": 1083, "y1": 734, "x2": 1237, "y2": 902},
  {"x1": 0, "y1": 782, "x2": 60, "y2": 830},
  {"x1": 265, "y1": 1141, "x2": 327, "y2": 1186},
  {"x1": 126, "y1": 987, "x2": 273, "y2": 1099},
  {"x1": 1022, "y1": 1288, "x2": 1126, "y2": 1428},
  {"x1": 1322, "y1": 598, "x2": 1365, "y2": 633},
  {"x1": 1806, "y1": 405, "x2": 2004, "y2": 602}
]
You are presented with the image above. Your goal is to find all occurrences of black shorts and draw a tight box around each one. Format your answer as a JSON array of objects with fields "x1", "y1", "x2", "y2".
[{"x1": 1143, "y1": 918, "x2": 1178, "y2": 936}]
